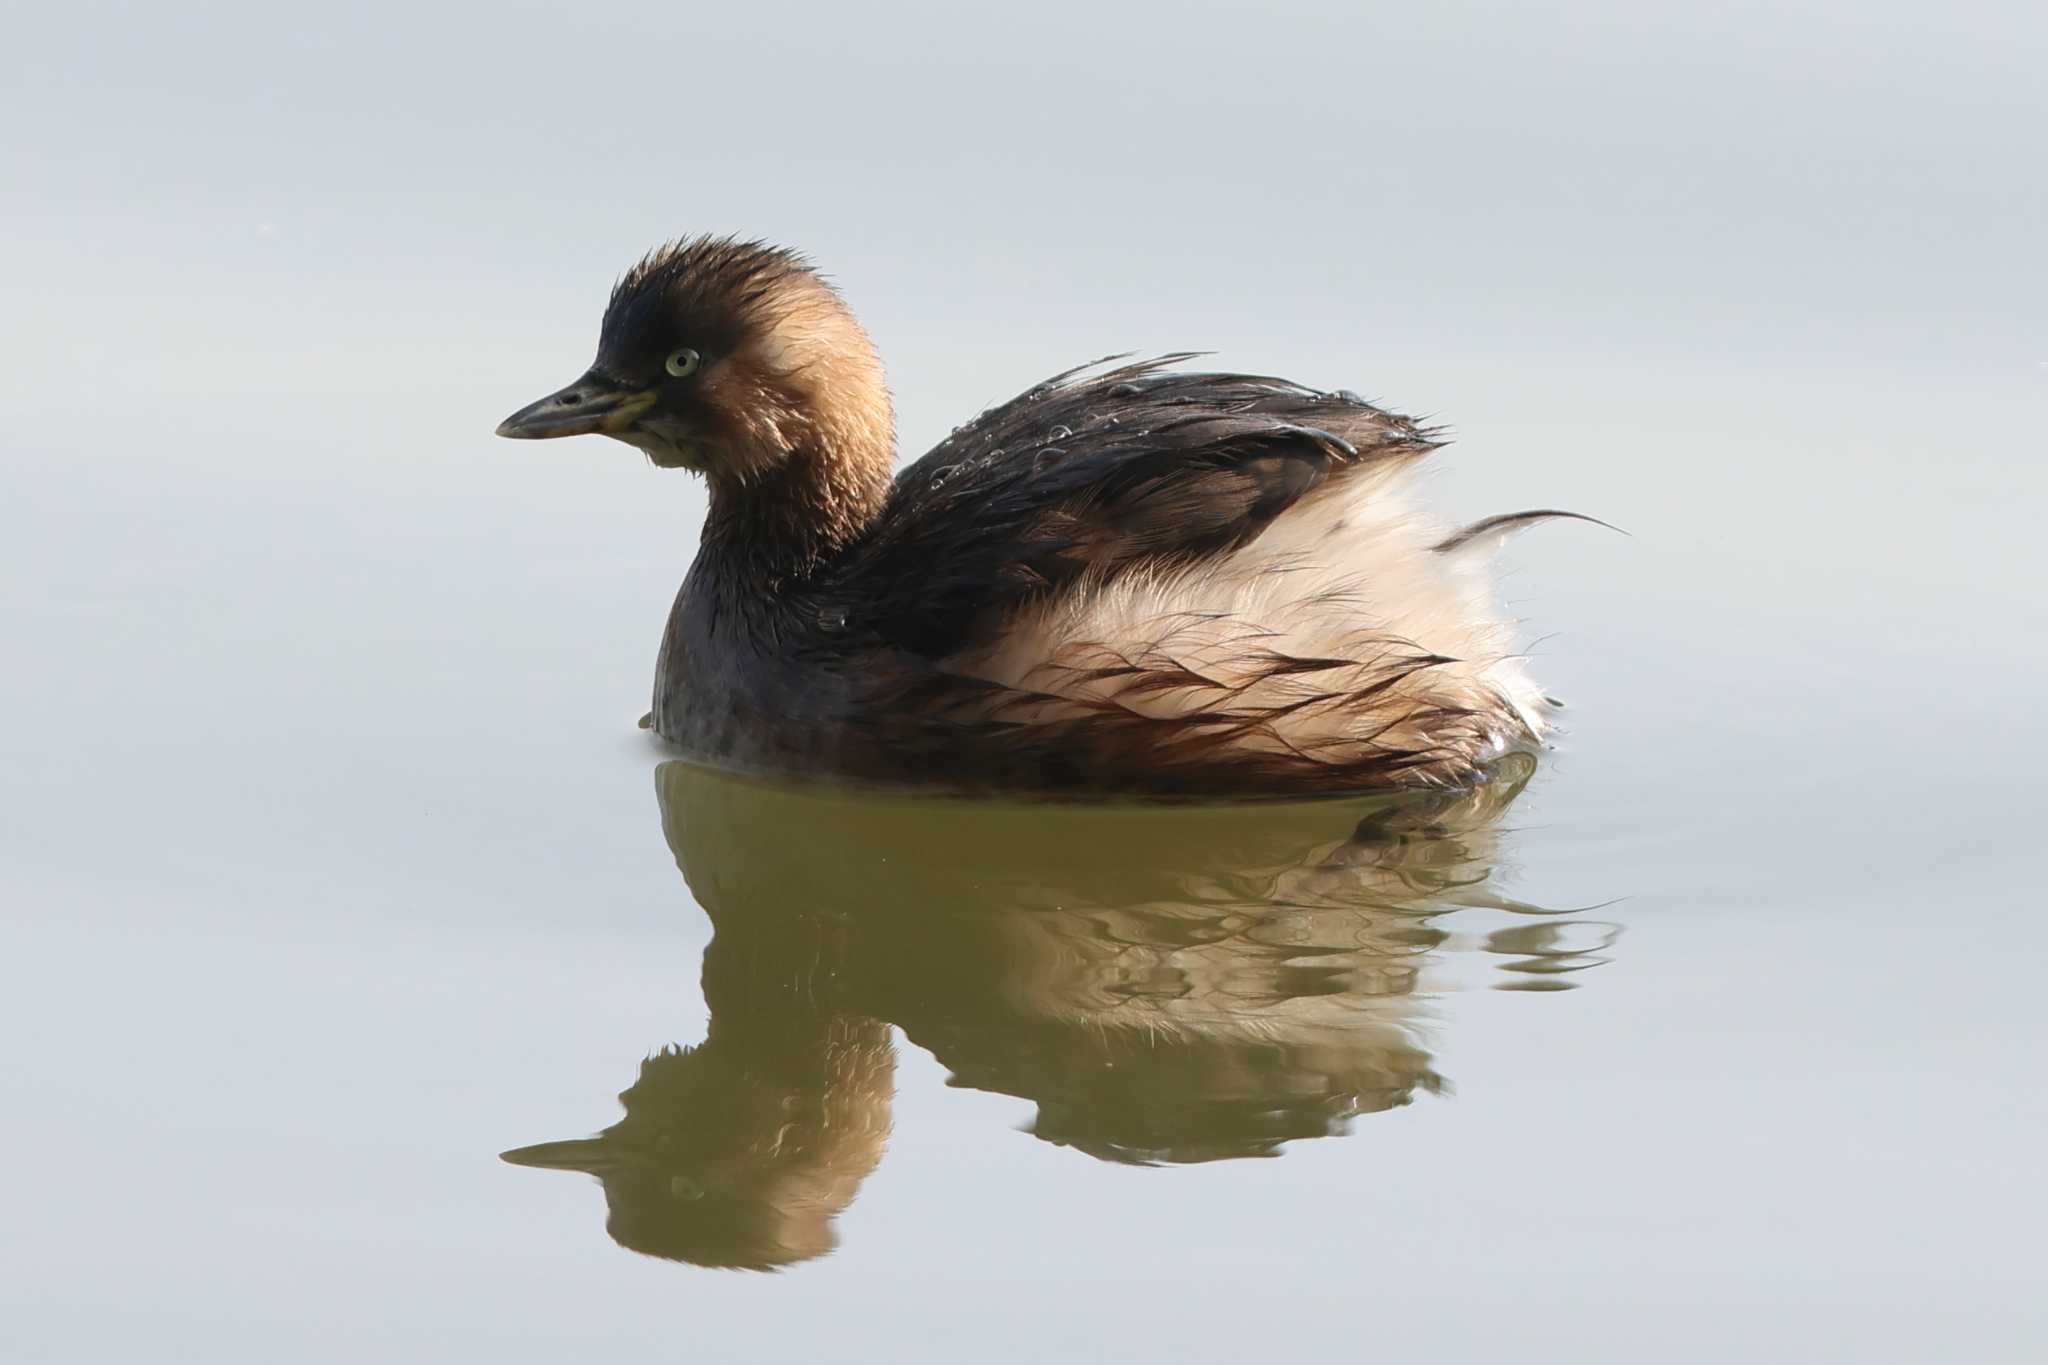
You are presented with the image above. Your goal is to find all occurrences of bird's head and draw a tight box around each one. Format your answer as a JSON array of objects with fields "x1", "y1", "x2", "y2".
[{"x1": 497, "y1": 236, "x2": 893, "y2": 493}]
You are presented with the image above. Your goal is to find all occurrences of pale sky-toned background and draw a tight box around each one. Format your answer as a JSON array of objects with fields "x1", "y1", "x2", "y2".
[{"x1": 4, "y1": 2, "x2": 2044, "y2": 1361}]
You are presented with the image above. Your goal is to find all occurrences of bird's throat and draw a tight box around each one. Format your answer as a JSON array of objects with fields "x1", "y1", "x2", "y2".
[{"x1": 700, "y1": 438, "x2": 892, "y2": 580}]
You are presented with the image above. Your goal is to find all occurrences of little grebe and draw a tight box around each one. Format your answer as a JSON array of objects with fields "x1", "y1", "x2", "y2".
[{"x1": 498, "y1": 236, "x2": 1586, "y2": 795}]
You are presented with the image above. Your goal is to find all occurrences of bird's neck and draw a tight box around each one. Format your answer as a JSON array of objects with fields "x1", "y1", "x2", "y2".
[{"x1": 700, "y1": 437, "x2": 893, "y2": 581}]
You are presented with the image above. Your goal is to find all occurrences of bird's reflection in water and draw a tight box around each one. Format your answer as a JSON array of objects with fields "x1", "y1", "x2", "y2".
[{"x1": 503, "y1": 753, "x2": 1614, "y2": 1268}]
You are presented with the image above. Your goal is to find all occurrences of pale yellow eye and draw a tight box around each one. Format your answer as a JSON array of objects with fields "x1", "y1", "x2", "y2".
[{"x1": 664, "y1": 347, "x2": 701, "y2": 379}]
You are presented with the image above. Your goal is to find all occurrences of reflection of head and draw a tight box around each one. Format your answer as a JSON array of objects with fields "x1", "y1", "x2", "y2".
[
  {"x1": 504, "y1": 930, "x2": 894, "y2": 1269},
  {"x1": 507, "y1": 755, "x2": 1538, "y2": 1263}
]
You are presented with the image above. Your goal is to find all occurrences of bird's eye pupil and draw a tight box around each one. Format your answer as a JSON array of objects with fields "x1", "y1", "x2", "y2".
[{"x1": 665, "y1": 348, "x2": 700, "y2": 378}]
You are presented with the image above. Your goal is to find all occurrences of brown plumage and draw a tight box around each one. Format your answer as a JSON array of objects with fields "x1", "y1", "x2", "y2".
[{"x1": 498, "y1": 235, "x2": 1582, "y2": 795}]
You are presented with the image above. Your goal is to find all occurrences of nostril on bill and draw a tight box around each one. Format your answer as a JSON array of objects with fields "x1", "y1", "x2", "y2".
[{"x1": 557, "y1": 392, "x2": 581, "y2": 406}]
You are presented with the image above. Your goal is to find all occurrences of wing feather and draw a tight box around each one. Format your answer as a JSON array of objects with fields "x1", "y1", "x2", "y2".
[{"x1": 835, "y1": 357, "x2": 1437, "y2": 659}]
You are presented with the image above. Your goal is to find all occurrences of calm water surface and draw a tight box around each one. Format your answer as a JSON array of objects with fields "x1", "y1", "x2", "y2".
[
  {"x1": 4, "y1": 0, "x2": 2048, "y2": 1326},
  {"x1": 5, "y1": 2, "x2": 2045, "y2": 1335},
  {"x1": 5, "y1": 361, "x2": 2043, "y2": 1361}
]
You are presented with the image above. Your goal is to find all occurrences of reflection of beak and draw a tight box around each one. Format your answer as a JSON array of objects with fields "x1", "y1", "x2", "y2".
[
  {"x1": 495, "y1": 372, "x2": 657, "y2": 440},
  {"x1": 500, "y1": 1137, "x2": 618, "y2": 1173}
]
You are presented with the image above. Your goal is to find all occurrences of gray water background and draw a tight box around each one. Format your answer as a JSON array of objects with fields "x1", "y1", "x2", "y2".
[{"x1": 3, "y1": 2, "x2": 2044, "y2": 1359}]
